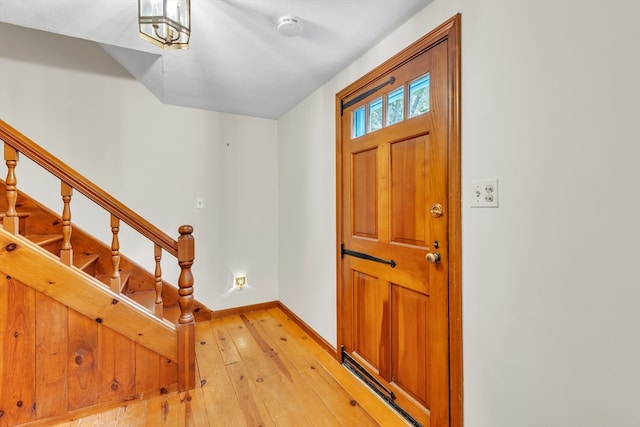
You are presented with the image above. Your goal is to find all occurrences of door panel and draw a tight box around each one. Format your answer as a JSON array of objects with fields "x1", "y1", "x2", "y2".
[
  {"x1": 390, "y1": 135, "x2": 429, "y2": 247},
  {"x1": 338, "y1": 31, "x2": 452, "y2": 427},
  {"x1": 352, "y1": 149, "x2": 378, "y2": 239},
  {"x1": 391, "y1": 284, "x2": 430, "y2": 408},
  {"x1": 352, "y1": 270, "x2": 386, "y2": 372}
]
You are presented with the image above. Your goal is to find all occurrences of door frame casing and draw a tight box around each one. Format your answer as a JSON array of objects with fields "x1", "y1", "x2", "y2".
[{"x1": 335, "y1": 14, "x2": 462, "y2": 427}]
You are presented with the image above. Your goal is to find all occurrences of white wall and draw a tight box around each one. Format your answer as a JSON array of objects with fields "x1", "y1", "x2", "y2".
[
  {"x1": 278, "y1": 1, "x2": 640, "y2": 426},
  {"x1": 4, "y1": 2, "x2": 640, "y2": 425},
  {"x1": 0, "y1": 23, "x2": 279, "y2": 311}
]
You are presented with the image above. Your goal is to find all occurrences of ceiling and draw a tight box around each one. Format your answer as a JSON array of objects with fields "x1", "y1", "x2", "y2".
[{"x1": 0, "y1": 0, "x2": 431, "y2": 119}]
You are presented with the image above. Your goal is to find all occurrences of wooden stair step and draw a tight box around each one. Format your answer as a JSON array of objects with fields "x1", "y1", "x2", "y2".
[
  {"x1": 126, "y1": 289, "x2": 179, "y2": 324},
  {"x1": 95, "y1": 272, "x2": 131, "y2": 293},
  {"x1": 126, "y1": 289, "x2": 156, "y2": 308},
  {"x1": 25, "y1": 233, "x2": 63, "y2": 256},
  {"x1": 25, "y1": 233, "x2": 63, "y2": 246},
  {"x1": 160, "y1": 303, "x2": 181, "y2": 325},
  {"x1": 0, "y1": 212, "x2": 30, "y2": 235},
  {"x1": 73, "y1": 252, "x2": 100, "y2": 272},
  {"x1": 0, "y1": 212, "x2": 30, "y2": 219}
]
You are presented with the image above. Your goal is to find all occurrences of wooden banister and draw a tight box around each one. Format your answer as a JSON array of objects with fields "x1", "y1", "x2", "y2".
[
  {"x1": 1, "y1": 119, "x2": 197, "y2": 394},
  {"x1": 1, "y1": 119, "x2": 196, "y2": 323},
  {"x1": 0, "y1": 120, "x2": 178, "y2": 257}
]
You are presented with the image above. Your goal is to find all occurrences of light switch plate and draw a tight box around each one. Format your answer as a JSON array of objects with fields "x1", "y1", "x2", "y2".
[
  {"x1": 471, "y1": 178, "x2": 499, "y2": 208},
  {"x1": 196, "y1": 196, "x2": 205, "y2": 209}
]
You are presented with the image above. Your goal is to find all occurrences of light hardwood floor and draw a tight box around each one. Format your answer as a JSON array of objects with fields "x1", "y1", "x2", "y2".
[{"x1": 21, "y1": 307, "x2": 409, "y2": 426}]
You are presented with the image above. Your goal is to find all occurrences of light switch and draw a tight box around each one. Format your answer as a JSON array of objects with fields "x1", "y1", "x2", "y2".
[
  {"x1": 471, "y1": 179, "x2": 498, "y2": 208},
  {"x1": 196, "y1": 196, "x2": 205, "y2": 209}
]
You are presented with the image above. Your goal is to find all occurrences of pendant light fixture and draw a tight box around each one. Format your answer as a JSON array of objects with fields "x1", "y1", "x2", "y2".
[{"x1": 139, "y1": 0, "x2": 190, "y2": 49}]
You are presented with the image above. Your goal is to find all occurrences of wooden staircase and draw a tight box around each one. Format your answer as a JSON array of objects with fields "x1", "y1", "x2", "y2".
[{"x1": 0, "y1": 120, "x2": 209, "y2": 426}]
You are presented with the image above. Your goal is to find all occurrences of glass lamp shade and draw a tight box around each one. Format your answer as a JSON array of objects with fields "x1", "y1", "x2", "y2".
[{"x1": 139, "y1": 0, "x2": 190, "y2": 49}]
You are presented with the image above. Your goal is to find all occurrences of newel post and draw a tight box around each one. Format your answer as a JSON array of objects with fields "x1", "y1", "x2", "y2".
[
  {"x1": 177, "y1": 225, "x2": 195, "y2": 324},
  {"x1": 177, "y1": 224, "x2": 195, "y2": 391}
]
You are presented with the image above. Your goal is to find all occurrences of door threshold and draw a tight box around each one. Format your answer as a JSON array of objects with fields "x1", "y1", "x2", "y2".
[{"x1": 341, "y1": 347, "x2": 423, "y2": 427}]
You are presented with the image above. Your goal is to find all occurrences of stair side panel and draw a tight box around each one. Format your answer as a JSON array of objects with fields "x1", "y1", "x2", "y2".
[
  {"x1": 0, "y1": 228, "x2": 177, "y2": 361},
  {"x1": 0, "y1": 273, "x2": 180, "y2": 425},
  {"x1": 0, "y1": 275, "x2": 36, "y2": 425}
]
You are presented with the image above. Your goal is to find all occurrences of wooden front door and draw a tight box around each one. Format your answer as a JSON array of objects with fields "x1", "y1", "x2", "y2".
[{"x1": 336, "y1": 16, "x2": 461, "y2": 427}]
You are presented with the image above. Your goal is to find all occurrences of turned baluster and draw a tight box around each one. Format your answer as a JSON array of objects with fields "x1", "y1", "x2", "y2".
[
  {"x1": 3, "y1": 144, "x2": 19, "y2": 234},
  {"x1": 154, "y1": 244, "x2": 163, "y2": 304},
  {"x1": 153, "y1": 244, "x2": 164, "y2": 318},
  {"x1": 110, "y1": 214, "x2": 121, "y2": 293},
  {"x1": 177, "y1": 225, "x2": 195, "y2": 324},
  {"x1": 60, "y1": 181, "x2": 73, "y2": 265}
]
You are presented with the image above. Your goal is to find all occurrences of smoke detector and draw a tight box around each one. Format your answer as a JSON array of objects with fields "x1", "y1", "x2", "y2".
[{"x1": 277, "y1": 15, "x2": 303, "y2": 37}]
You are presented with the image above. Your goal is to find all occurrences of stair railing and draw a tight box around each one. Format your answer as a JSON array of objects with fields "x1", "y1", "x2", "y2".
[{"x1": 0, "y1": 119, "x2": 195, "y2": 390}]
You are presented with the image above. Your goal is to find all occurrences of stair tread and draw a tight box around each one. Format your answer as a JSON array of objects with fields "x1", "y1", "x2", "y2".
[
  {"x1": 127, "y1": 289, "x2": 179, "y2": 324},
  {"x1": 25, "y1": 233, "x2": 63, "y2": 245},
  {"x1": 95, "y1": 272, "x2": 131, "y2": 293},
  {"x1": 0, "y1": 212, "x2": 30, "y2": 218},
  {"x1": 3, "y1": 189, "x2": 208, "y2": 326},
  {"x1": 73, "y1": 253, "x2": 99, "y2": 270},
  {"x1": 127, "y1": 289, "x2": 156, "y2": 306}
]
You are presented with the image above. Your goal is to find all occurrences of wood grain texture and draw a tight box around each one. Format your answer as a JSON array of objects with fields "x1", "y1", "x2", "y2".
[
  {"x1": 2, "y1": 143, "x2": 19, "y2": 234},
  {"x1": 17, "y1": 307, "x2": 409, "y2": 427},
  {"x1": 68, "y1": 309, "x2": 99, "y2": 411},
  {"x1": 267, "y1": 307, "x2": 405, "y2": 427},
  {"x1": 352, "y1": 148, "x2": 378, "y2": 239},
  {"x1": 224, "y1": 313, "x2": 314, "y2": 425},
  {"x1": 444, "y1": 14, "x2": 464, "y2": 427},
  {"x1": 336, "y1": 14, "x2": 463, "y2": 427},
  {"x1": 134, "y1": 345, "x2": 161, "y2": 394},
  {"x1": 35, "y1": 293, "x2": 69, "y2": 418},
  {"x1": 194, "y1": 321, "x2": 247, "y2": 426},
  {"x1": 1, "y1": 123, "x2": 204, "y2": 424},
  {"x1": 243, "y1": 311, "x2": 342, "y2": 427},
  {"x1": 0, "y1": 122, "x2": 178, "y2": 256},
  {"x1": 245, "y1": 310, "x2": 379, "y2": 427},
  {"x1": 176, "y1": 323, "x2": 194, "y2": 391},
  {"x1": 1, "y1": 146, "x2": 210, "y2": 322},
  {"x1": 0, "y1": 277, "x2": 36, "y2": 425},
  {"x1": 0, "y1": 274, "x2": 8, "y2": 427},
  {"x1": 0, "y1": 229, "x2": 177, "y2": 361},
  {"x1": 98, "y1": 326, "x2": 136, "y2": 404},
  {"x1": 0, "y1": 273, "x2": 183, "y2": 426},
  {"x1": 391, "y1": 285, "x2": 429, "y2": 407}
]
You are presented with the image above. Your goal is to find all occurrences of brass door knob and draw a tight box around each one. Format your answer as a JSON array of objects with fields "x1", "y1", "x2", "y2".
[{"x1": 425, "y1": 252, "x2": 441, "y2": 264}]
